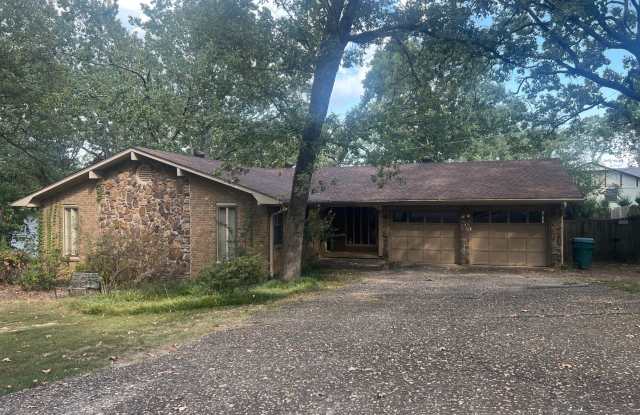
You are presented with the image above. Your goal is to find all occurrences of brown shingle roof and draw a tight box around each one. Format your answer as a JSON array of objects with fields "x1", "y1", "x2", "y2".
[{"x1": 137, "y1": 147, "x2": 583, "y2": 203}]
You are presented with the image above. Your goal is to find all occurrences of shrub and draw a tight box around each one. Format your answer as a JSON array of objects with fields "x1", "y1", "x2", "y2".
[
  {"x1": 618, "y1": 196, "x2": 632, "y2": 207},
  {"x1": 628, "y1": 205, "x2": 640, "y2": 217},
  {"x1": 84, "y1": 229, "x2": 181, "y2": 292},
  {"x1": 18, "y1": 251, "x2": 64, "y2": 290},
  {"x1": 0, "y1": 249, "x2": 31, "y2": 284},
  {"x1": 636, "y1": 196, "x2": 640, "y2": 205},
  {"x1": 198, "y1": 255, "x2": 266, "y2": 292}
]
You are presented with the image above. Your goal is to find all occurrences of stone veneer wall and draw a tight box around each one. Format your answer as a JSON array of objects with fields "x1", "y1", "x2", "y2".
[{"x1": 98, "y1": 160, "x2": 191, "y2": 276}]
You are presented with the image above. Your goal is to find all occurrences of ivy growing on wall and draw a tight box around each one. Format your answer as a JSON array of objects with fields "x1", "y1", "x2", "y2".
[{"x1": 38, "y1": 203, "x2": 61, "y2": 256}]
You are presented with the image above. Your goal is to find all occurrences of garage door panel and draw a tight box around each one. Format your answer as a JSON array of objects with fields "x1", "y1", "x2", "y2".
[
  {"x1": 489, "y1": 238, "x2": 508, "y2": 251},
  {"x1": 423, "y1": 239, "x2": 441, "y2": 250},
  {"x1": 390, "y1": 248, "x2": 407, "y2": 262},
  {"x1": 407, "y1": 250, "x2": 423, "y2": 262},
  {"x1": 440, "y1": 237, "x2": 456, "y2": 250},
  {"x1": 423, "y1": 251, "x2": 441, "y2": 263},
  {"x1": 489, "y1": 251, "x2": 509, "y2": 265},
  {"x1": 470, "y1": 250, "x2": 489, "y2": 264},
  {"x1": 527, "y1": 238, "x2": 546, "y2": 252},
  {"x1": 472, "y1": 226, "x2": 490, "y2": 238},
  {"x1": 527, "y1": 252, "x2": 547, "y2": 266},
  {"x1": 441, "y1": 250, "x2": 456, "y2": 264},
  {"x1": 470, "y1": 223, "x2": 548, "y2": 266},
  {"x1": 407, "y1": 237, "x2": 423, "y2": 250},
  {"x1": 390, "y1": 237, "x2": 406, "y2": 249},
  {"x1": 509, "y1": 252, "x2": 527, "y2": 266},
  {"x1": 509, "y1": 238, "x2": 527, "y2": 251},
  {"x1": 470, "y1": 237, "x2": 489, "y2": 250},
  {"x1": 390, "y1": 222, "x2": 457, "y2": 265}
]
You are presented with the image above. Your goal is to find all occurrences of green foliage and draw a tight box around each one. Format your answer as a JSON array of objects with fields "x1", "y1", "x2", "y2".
[
  {"x1": 84, "y1": 230, "x2": 180, "y2": 292},
  {"x1": 628, "y1": 205, "x2": 640, "y2": 218},
  {"x1": 570, "y1": 198, "x2": 610, "y2": 219},
  {"x1": 636, "y1": 196, "x2": 640, "y2": 205},
  {"x1": 0, "y1": 248, "x2": 31, "y2": 284},
  {"x1": 618, "y1": 196, "x2": 632, "y2": 207},
  {"x1": 197, "y1": 254, "x2": 266, "y2": 292},
  {"x1": 17, "y1": 250, "x2": 64, "y2": 291}
]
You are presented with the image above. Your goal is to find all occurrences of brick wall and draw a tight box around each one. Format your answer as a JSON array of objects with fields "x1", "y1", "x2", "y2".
[
  {"x1": 39, "y1": 181, "x2": 99, "y2": 264},
  {"x1": 188, "y1": 175, "x2": 271, "y2": 277}
]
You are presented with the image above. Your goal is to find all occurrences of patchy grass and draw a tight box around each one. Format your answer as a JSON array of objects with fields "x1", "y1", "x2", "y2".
[
  {"x1": 601, "y1": 280, "x2": 640, "y2": 294},
  {"x1": 0, "y1": 271, "x2": 356, "y2": 396}
]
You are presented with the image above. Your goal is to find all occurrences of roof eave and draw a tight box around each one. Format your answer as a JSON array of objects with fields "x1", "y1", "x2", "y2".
[{"x1": 11, "y1": 148, "x2": 283, "y2": 208}]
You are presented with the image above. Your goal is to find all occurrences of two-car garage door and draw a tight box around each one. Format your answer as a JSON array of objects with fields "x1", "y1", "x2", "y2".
[{"x1": 389, "y1": 209, "x2": 549, "y2": 267}]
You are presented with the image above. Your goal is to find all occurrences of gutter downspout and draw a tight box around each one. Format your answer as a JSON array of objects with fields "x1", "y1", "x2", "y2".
[{"x1": 269, "y1": 207, "x2": 287, "y2": 277}]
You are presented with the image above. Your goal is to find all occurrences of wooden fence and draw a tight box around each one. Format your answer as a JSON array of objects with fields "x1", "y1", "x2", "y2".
[{"x1": 564, "y1": 217, "x2": 640, "y2": 263}]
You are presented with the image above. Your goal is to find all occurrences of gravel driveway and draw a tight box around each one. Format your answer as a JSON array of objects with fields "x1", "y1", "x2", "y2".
[{"x1": 2, "y1": 268, "x2": 640, "y2": 414}]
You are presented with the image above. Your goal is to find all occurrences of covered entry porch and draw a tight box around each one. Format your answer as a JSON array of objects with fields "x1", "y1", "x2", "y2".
[{"x1": 322, "y1": 206, "x2": 382, "y2": 259}]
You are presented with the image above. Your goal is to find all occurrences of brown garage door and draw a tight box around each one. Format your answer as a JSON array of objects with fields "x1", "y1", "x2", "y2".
[
  {"x1": 470, "y1": 223, "x2": 547, "y2": 266},
  {"x1": 390, "y1": 222, "x2": 458, "y2": 264}
]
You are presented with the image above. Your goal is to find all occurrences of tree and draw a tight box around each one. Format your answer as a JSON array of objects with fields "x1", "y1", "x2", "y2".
[
  {"x1": 481, "y1": 1, "x2": 639, "y2": 126},
  {"x1": 275, "y1": 0, "x2": 496, "y2": 279},
  {"x1": 338, "y1": 37, "x2": 549, "y2": 165}
]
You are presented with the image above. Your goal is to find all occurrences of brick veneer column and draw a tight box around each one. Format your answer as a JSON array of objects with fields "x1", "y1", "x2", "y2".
[
  {"x1": 548, "y1": 205, "x2": 564, "y2": 267},
  {"x1": 459, "y1": 209, "x2": 472, "y2": 265}
]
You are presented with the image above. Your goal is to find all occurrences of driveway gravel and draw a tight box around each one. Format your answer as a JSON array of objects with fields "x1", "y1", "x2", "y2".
[{"x1": 2, "y1": 268, "x2": 640, "y2": 414}]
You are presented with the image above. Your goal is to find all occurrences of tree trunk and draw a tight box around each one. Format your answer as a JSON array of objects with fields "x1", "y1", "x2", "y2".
[{"x1": 281, "y1": 36, "x2": 349, "y2": 280}]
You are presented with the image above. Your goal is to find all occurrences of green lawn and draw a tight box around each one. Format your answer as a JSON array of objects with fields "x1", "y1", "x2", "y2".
[{"x1": 0, "y1": 272, "x2": 354, "y2": 396}]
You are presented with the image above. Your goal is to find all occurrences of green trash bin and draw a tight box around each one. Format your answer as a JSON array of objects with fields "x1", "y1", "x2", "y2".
[{"x1": 572, "y1": 237, "x2": 594, "y2": 269}]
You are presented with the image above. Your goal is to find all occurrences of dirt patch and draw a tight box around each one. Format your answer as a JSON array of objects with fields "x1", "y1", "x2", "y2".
[{"x1": 0, "y1": 284, "x2": 56, "y2": 302}]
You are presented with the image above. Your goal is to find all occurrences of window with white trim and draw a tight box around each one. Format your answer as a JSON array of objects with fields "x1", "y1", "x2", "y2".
[
  {"x1": 217, "y1": 206, "x2": 237, "y2": 261},
  {"x1": 63, "y1": 207, "x2": 79, "y2": 257}
]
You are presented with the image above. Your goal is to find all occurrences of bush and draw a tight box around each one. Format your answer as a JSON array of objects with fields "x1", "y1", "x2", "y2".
[
  {"x1": 636, "y1": 196, "x2": 640, "y2": 205},
  {"x1": 628, "y1": 205, "x2": 640, "y2": 217},
  {"x1": 198, "y1": 255, "x2": 266, "y2": 292},
  {"x1": 18, "y1": 251, "x2": 64, "y2": 290},
  {"x1": 618, "y1": 196, "x2": 632, "y2": 207},
  {"x1": 84, "y1": 229, "x2": 182, "y2": 292},
  {"x1": 0, "y1": 249, "x2": 31, "y2": 284}
]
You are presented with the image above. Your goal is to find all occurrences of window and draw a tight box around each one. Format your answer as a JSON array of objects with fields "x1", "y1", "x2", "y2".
[
  {"x1": 63, "y1": 207, "x2": 79, "y2": 257},
  {"x1": 472, "y1": 209, "x2": 544, "y2": 224},
  {"x1": 217, "y1": 206, "x2": 237, "y2": 261},
  {"x1": 393, "y1": 210, "x2": 459, "y2": 224},
  {"x1": 408, "y1": 211, "x2": 427, "y2": 223},
  {"x1": 392, "y1": 210, "x2": 408, "y2": 222},
  {"x1": 473, "y1": 211, "x2": 491, "y2": 223},
  {"x1": 491, "y1": 211, "x2": 508, "y2": 223},
  {"x1": 273, "y1": 213, "x2": 284, "y2": 246},
  {"x1": 509, "y1": 210, "x2": 528, "y2": 223},
  {"x1": 529, "y1": 210, "x2": 544, "y2": 223}
]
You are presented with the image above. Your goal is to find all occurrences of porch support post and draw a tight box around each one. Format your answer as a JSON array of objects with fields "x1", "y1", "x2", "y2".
[{"x1": 377, "y1": 207, "x2": 384, "y2": 257}]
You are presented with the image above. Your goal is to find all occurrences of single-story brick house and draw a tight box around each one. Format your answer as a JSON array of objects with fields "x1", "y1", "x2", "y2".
[{"x1": 12, "y1": 147, "x2": 582, "y2": 276}]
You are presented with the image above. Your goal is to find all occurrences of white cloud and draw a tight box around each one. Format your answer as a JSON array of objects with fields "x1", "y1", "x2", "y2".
[{"x1": 329, "y1": 45, "x2": 377, "y2": 115}]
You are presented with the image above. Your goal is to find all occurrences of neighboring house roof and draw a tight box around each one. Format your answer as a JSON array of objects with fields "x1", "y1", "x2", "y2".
[
  {"x1": 595, "y1": 163, "x2": 640, "y2": 179},
  {"x1": 12, "y1": 147, "x2": 583, "y2": 207}
]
